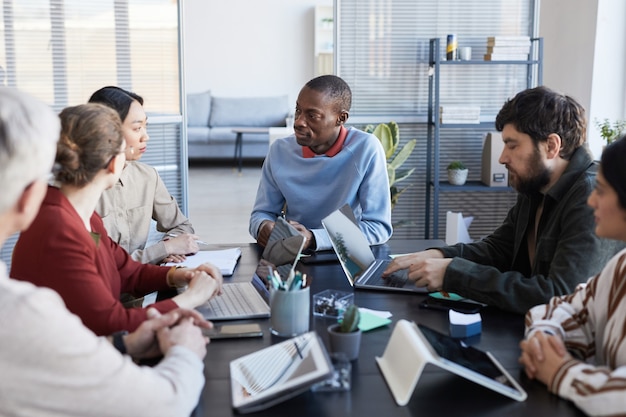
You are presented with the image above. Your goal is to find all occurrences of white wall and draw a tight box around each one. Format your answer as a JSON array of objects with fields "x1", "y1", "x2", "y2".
[
  {"x1": 539, "y1": 0, "x2": 626, "y2": 157},
  {"x1": 182, "y1": 0, "x2": 331, "y2": 107},
  {"x1": 183, "y1": 0, "x2": 626, "y2": 157}
]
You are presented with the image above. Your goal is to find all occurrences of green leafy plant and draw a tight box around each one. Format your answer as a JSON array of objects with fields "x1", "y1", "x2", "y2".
[
  {"x1": 447, "y1": 160, "x2": 466, "y2": 170},
  {"x1": 363, "y1": 121, "x2": 417, "y2": 209},
  {"x1": 339, "y1": 304, "x2": 360, "y2": 333},
  {"x1": 595, "y1": 118, "x2": 626, "y2": 146}
]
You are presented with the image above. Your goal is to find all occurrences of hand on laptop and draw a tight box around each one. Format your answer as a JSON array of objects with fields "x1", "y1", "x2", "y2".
[
  {"x1": 171, "y1": 266, "x2": 223, "y2": 308},
  {"x1": 383, "y1": 250, "x2": 449, "y2": 291}
]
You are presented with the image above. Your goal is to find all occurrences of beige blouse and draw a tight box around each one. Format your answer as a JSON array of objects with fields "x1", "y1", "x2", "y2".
[{"x1": 96, "y1": 161, "x2": 194, "y2": 264}]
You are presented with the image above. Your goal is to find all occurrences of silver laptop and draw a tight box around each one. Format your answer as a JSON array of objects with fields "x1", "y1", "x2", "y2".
[
  {"x1": 195, "y1": 274, "x2": 271, "y2": 321},
  {"x1": 321, "y1": 209, "x2": 427, "y2": 293},
  {"x1": 196, "y1": 229, "x2": 306, "y2": 321}
]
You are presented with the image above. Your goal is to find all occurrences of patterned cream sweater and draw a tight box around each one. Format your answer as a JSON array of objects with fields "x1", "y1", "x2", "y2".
[{"x1": 525, "y1": 248, "x2": 626, "y2": 416}]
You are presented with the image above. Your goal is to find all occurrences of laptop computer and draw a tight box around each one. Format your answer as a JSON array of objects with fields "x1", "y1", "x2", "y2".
[
  {"x1": 321, "y1": 208, "x2": 427, "y2": 293},
  {"x1": 196, "y1": 227, "x2": 306, "y2": 321},
  {"x1": 195, "y1": 274, "x2": 271, "y2": 321},
  {"x1": 300, "y1": 204, "x2": 357, "y2": 264}
]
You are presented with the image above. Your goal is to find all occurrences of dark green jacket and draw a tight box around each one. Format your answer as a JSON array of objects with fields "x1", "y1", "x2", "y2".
[{"x1": 440, "y1": 146, "x2": 624, "y2": 314}]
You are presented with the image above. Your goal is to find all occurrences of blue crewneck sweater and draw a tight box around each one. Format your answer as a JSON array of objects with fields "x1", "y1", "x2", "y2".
[{"x1": 249, "y1": 127, "x2": 392, "y2": 250}]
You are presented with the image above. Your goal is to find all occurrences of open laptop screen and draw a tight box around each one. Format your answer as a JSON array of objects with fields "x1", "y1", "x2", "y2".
[{"x1": 321, "y1": 209, "x2": 376, "y2": 285}]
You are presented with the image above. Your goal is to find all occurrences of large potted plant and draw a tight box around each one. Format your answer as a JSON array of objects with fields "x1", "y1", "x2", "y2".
[
  {"x1": 327, "y1": 304, "x2": 361, "y2": 361},
  {"x1": 363, "y1": 122, "x2": 416, "y2": 209}
]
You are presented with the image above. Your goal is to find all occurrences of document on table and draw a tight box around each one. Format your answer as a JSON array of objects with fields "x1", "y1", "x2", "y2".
[{"x1": 165, "y1": 247, "x2": 242, "y2": 276}]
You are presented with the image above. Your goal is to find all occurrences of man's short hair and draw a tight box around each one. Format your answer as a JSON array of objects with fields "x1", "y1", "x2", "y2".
[
  {"x1": 0, "y1": 88, "x2": 59, "y2": 213},
  {"x1": 495, "y1": 86, "x2": 586, "y2": 160},
  {"x1": 305, "y1": 75, "x2": 352, "y2": 113}
]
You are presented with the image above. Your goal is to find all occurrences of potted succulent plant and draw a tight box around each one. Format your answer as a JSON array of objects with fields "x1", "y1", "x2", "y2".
[
  {"x1": 447, "y1": 160, "x2": 468, "y2": 185},
  {"x1": 327, "y1": 304, "x2": 361, "y2": 361}
]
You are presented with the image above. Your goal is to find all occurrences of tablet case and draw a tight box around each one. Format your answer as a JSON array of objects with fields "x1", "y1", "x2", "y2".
[
  {"x1": 375, "y1": 320, "x2": 527, "y2": 406},
  {"x1": 262, "y1": 217, "x2": 304, "y2": 267},
  {"x1": 230, "y1": 331, "x2": 333, "y2": 413}
]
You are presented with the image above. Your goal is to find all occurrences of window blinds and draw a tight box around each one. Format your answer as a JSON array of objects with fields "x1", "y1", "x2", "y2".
[
  {"x1": 337, "y1": 0, "x2": 538, "y2": 239},
  {"x1": 0, "y1": 0, "x2": 186, "y2": 268}
]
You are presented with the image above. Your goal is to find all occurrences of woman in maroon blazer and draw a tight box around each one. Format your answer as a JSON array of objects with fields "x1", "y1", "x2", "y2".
[{"x1": 11, "y1": 103, "x2": 222, "y2": 336}]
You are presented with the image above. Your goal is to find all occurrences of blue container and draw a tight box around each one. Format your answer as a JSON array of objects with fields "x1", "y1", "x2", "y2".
[{"x1": 446, "y1": 34, "x2": 458, "y2": 60}]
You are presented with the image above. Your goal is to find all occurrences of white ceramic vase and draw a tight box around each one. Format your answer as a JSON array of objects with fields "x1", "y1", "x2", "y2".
[{"x1": 447, "y1": 168, "x2": 468, "y2": 185}]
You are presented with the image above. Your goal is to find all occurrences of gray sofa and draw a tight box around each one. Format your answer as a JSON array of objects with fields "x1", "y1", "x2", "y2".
[{"x1": 186, "y1": 91, "x2": 290, "y2": 160}]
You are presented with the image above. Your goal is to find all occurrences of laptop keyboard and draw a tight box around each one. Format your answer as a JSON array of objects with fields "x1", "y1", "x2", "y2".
[
  {"x1": 199, "y1": 283, "x2": 269, "y2": 319},
  {"x1": 363, "y1": 260, "x2": 409, "y2": 288}
]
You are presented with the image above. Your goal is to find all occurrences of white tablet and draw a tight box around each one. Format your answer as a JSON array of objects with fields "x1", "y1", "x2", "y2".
[
  {"x1": 230, "y1": 331, "x2": 333, "y2": 413},
  {"x1": 376, "y1": 320, "x2": 527, "y2": 406}
]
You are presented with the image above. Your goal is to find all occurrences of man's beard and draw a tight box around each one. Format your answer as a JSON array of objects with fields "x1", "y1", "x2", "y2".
[{"x1": 511, "y1": 147, "x2": 551, "y2": 195}]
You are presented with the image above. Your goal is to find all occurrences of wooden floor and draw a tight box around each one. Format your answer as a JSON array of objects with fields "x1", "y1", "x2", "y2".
[{"x1": 187, "y1": 161, "x2": 262, "y2": 245}]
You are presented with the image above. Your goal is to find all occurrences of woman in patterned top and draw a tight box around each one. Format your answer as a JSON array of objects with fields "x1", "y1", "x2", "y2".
[{"x1": 519, "y1": 135, "x2": 626, "y2": 416}]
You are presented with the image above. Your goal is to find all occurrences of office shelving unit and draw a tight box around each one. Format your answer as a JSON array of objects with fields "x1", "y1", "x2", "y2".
[
  {"x1": 314, "y1": 5, "x2": 334, "y2": 76},
  {"x1": 424, "y1": 37, "x2": 543, "y2": 239}
]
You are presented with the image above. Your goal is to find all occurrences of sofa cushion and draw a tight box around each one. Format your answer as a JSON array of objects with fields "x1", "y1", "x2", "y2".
[
  {"x1": 209, "y1": 95, "x2": 289, "y2": 127},
  {"x1": 187, "y1": 126, "x2": 211, "y2": 144},
  {"x1": 187, "y1": 90, "x2": 211, "y2": 127}
]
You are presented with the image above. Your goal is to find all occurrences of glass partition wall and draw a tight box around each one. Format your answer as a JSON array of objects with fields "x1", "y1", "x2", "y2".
[
  {"x1": 0, "y1": 0, "x2": 187, "y2": 267},
  {"x1": 336, "y1": 0, "x2": 539, "y2": 239}
]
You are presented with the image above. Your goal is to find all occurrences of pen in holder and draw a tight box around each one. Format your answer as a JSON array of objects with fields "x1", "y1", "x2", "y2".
[{"x1": 269, "y1": 270, "x2": 310, "y2": 337}]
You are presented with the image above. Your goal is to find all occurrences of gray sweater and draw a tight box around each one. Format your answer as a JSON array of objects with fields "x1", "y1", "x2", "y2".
[{"x1": 439, "y1": 146, "x2": 624, "y2": 313}]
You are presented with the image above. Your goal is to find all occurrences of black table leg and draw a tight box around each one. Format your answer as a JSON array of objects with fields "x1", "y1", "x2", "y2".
[{"x1": 234, "y1": 132, "x2": 243, "y2": 172}]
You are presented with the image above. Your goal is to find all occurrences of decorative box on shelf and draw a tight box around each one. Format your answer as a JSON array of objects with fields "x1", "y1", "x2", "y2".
[{"x1": 439, "y1": 106, "x2": 481, "y2": 124}]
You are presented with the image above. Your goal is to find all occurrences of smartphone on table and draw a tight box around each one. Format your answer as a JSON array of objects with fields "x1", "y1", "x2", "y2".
[
  {"x1": 204, "y1": 323, "x2": 263, "y2": 339},
  {"x1": 419, "y1": 294, "x2": 485, "y2": 314}
]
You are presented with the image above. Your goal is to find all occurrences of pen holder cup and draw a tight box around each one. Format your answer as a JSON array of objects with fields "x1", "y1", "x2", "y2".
[{"x1": 270, "y1": 286, "x2": 310, "y2": 337}]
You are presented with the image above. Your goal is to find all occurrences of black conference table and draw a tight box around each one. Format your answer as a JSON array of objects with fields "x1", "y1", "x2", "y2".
[{"x1": 191, "y1": 240, "x2": 584, "y2": 417}]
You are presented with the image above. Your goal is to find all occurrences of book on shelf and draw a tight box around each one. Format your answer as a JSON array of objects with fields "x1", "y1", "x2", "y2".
[
  {"x1": 486, "y1": 36, "x2": 531, "y2": 47},
  {"x1": 439, "y1": 106, "x2": 481, "y2": 124},
  {"x1": 487, "y1": 35, "x2": 530, "y2": 42},
  {"x1": 486, "y1": 45, "x2": 530, "y2": 54},
  {"x1": 483, "y1": 53, "x2": 529, "y2": 61}
]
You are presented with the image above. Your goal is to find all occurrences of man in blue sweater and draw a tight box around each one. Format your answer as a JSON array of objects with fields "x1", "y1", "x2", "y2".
[{"x1": 249, "y1": 75, "x2": 392, "y2": 251}]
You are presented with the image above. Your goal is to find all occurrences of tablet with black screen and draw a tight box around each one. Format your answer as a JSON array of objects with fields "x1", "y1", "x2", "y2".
[{"x1": 376, "y1": 320, "x2": 526, "y2": 406}]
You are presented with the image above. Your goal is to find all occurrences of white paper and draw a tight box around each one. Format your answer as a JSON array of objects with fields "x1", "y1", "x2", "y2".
[
  {"x1": 448, "y1": 309, "x2": 481, "y2": 325},
  {"x1": 165, "y1": 247, "x2": 242, "y2": 276},
  {"x1": 359, "y1": 307, "x2": 393, "y2": 319},
  {"x1": 445, "y1": 211, "x2": 473, "y2": 245}
]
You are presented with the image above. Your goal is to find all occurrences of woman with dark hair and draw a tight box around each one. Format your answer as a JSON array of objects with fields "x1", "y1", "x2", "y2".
[
  {"x1": 89, "y1": 86, "x2": 199, "y2": 264},
  {"x1": 519, "y1": 136, "x2": 626, "y2": 416},
  {"x1": 11, "y1": 103, "x2": 222, "y2": 336}
]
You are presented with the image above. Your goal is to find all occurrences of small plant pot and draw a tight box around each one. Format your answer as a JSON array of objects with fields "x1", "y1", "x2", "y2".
[
  {"x1": 327, "y1": 324, "x2": 362, "y2": 361},
  {"x1": 447, "y1": 168, "x2": 468, "y2": 185}
]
